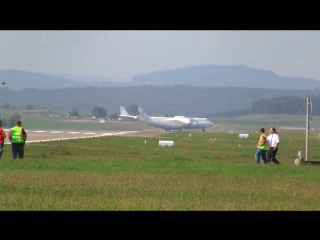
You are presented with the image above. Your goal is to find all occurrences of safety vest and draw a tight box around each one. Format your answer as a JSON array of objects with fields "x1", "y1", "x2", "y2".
[
  {"x1": 10, "y1": 126, "x2": 24, "y2": 143},
  {"x1": 258, "y1": 133, "x2": 268, "y2": 150}
]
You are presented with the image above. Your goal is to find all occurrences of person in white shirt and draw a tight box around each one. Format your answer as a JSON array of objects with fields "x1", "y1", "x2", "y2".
[{"x1": 266, "y1": 127, "x2": 281, "y2": 164}]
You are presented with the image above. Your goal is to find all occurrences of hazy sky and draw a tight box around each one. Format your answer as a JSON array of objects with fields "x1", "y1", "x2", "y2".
[{"x1": 0, "y1": 30, "x2": 319, "y2": 80}]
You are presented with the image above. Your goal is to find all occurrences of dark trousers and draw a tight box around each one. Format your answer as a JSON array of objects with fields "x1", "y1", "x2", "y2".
[
  {"x1": 11, "y1": 143, "x2": 24, "y2": 159},
  {"x1": 267, "y1": 147, "x2": 280, "y2": 164},
  {"x1": 0, "y1": 142, "x2": 4, "y2": 159}
]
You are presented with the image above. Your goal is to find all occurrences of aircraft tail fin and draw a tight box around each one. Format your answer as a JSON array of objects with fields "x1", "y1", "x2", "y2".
[
  {"x1": 138, "y1": 106, "x2": 149, "y2": 119},
  {"x1": 119, "y1": 106, "x2": 139, "y2": 119},
  {"x1": 120, "y1": 106, "x2": 130, "y2": 116}
]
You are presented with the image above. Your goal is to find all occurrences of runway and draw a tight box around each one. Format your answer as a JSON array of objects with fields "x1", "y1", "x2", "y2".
[{"x1": 2, "y1": 129, "x2": 141, "y2": 144}]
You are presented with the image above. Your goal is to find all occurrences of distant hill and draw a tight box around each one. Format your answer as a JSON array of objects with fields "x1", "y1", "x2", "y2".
[
  {"x1": 1, "y1": 66, "x2": 319, "y2": 116},
  {"x1": 0, "y1": 70, "x2": 137, "y2": 90},
  {"x1": 2, "y1": 65, "x2": 320, "y2": 91},
  {"x1": 132, "y1": 64, "x2": 320, "y2": 90}
]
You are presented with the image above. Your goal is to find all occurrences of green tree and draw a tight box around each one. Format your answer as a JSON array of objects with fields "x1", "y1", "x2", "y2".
[
  {"x1": 91, "y1": 106, "x2": 107, "y2": 118},
  {"x1": 68, "y1": 110, "x2": 79, "y2": 117},
  {"x1": 109, "y1": 112, "x2": 119, "y2": 119},
  {"x1": 126, "y1": 104, "x2": 139, "y2": 115},
  {"x1": 7, "y1": 113, "x2": 21, "y2": 128},
  {"x1": 1, "y1": 118, "x2": 7, "y2": 128},
  {"x1": 25, "y1": 104, "x2": 35, "y2": 110},
  {"x1": 3, "y1": 102, "x2": 10, "y2": 109}
]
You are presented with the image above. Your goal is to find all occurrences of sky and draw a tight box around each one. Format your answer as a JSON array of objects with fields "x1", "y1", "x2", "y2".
[{"x1": 0, "y1": 30, "x2": 319, "y2": 81}]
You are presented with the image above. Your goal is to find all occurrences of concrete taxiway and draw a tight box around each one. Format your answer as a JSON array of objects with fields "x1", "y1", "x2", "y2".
[{"x1": 2, "y1": 129, "x2": 141, "y2": 144}]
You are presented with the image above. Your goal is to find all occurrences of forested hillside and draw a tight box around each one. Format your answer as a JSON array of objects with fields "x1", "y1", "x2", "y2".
[
  {"x1": 0, "y1": 85, "x2": 318, "y2": 116},
  {"x1": 251, "y1": 96, "x2": 317, "y2": 115}
]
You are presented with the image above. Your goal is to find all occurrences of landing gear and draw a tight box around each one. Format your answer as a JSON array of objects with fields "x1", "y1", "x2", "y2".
[{"x1": 164, "y1": 128, "x2": 182, "y2": 132}]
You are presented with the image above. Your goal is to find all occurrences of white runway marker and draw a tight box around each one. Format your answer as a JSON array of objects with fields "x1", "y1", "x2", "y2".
[
  {"x1": 67, "y1": 132, "x2": 81, "y2": 134},
  {"x1": 33, "y1": 131, "x2": 46, "y2": 132},
  {"x1": 114, "y1": 132, "x2": 132, "y2": 135},
  {"x1": 84, "y1": 132, "x2": 97, "y2": 134},
  {"x1": 50, "y1": 131, "x2": 64, "y2": 133}
]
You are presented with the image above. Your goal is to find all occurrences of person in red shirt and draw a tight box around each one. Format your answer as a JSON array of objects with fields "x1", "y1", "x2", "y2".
[{"x1": 0, "y1": 120, "x2": 6, "y2": 159}]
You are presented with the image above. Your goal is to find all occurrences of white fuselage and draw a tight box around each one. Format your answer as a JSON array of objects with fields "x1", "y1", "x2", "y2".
[
  {"x1": 119, "y1": 105, "x2": 214, "y2": 131},
  {"x1": 138, "y1": 115, "x2": 213, "y2": 130}
]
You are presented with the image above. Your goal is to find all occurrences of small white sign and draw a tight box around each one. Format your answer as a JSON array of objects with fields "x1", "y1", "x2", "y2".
[{"x1": 159, "y1": 140, "x2": 174, "y2": 146}]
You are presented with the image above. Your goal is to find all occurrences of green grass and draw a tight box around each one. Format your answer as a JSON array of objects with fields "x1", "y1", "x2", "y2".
[{"x1": 1, "y1": 129, "x2": 320, "y2": 210}]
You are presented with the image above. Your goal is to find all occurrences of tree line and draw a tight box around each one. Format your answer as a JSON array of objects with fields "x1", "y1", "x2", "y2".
[
  {"x1": 206, "y1": 95, "x2": 317, "y2": 117},
  {"x1": 1, "y1": 85, "x2": 317, "y2": 116},
  {"x1": 1, "y1": 102, "x2": 36, "y2": 110},
  {"x1": 0, "y1": 95, "x2": 318, "y2": 125},
  {"x1": 251, "y1": 95, "x2": 317, "y2": 115},
  {"x1": 0, "y1": 106, "x2": 109, "y2": 128}
]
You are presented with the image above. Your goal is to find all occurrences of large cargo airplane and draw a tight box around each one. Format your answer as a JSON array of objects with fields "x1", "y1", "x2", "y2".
[{"x1": 119, "y1": 106, "x2": 213, "y2": 132}]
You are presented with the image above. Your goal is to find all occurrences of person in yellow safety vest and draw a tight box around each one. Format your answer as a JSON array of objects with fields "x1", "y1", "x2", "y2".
[
  {"x1": 254, "y1": 128, "x2": 268, "y2": 164},
  {"x1": 8, "y1": 120, "x2": 27, "y2": 159}
]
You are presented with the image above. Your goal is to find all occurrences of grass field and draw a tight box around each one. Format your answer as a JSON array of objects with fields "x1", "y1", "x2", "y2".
[{"x1": 1, "y1": 125, "x2": 320, "y2": 210}]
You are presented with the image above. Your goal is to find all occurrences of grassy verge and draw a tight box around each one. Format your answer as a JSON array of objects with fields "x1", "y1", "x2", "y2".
[{"x1": 1, "y1": 129, "x2": 320, "y2": 210}]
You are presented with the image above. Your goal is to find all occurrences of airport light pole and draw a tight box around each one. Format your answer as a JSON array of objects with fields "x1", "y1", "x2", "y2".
[{"x1": 306, "y1": 97, "x2": 312, "y2": 162}]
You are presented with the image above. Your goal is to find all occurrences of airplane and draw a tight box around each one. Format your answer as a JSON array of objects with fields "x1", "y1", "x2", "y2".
[{"x1": 119, "y1": 106, "x2": 214, "y2": 132}]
